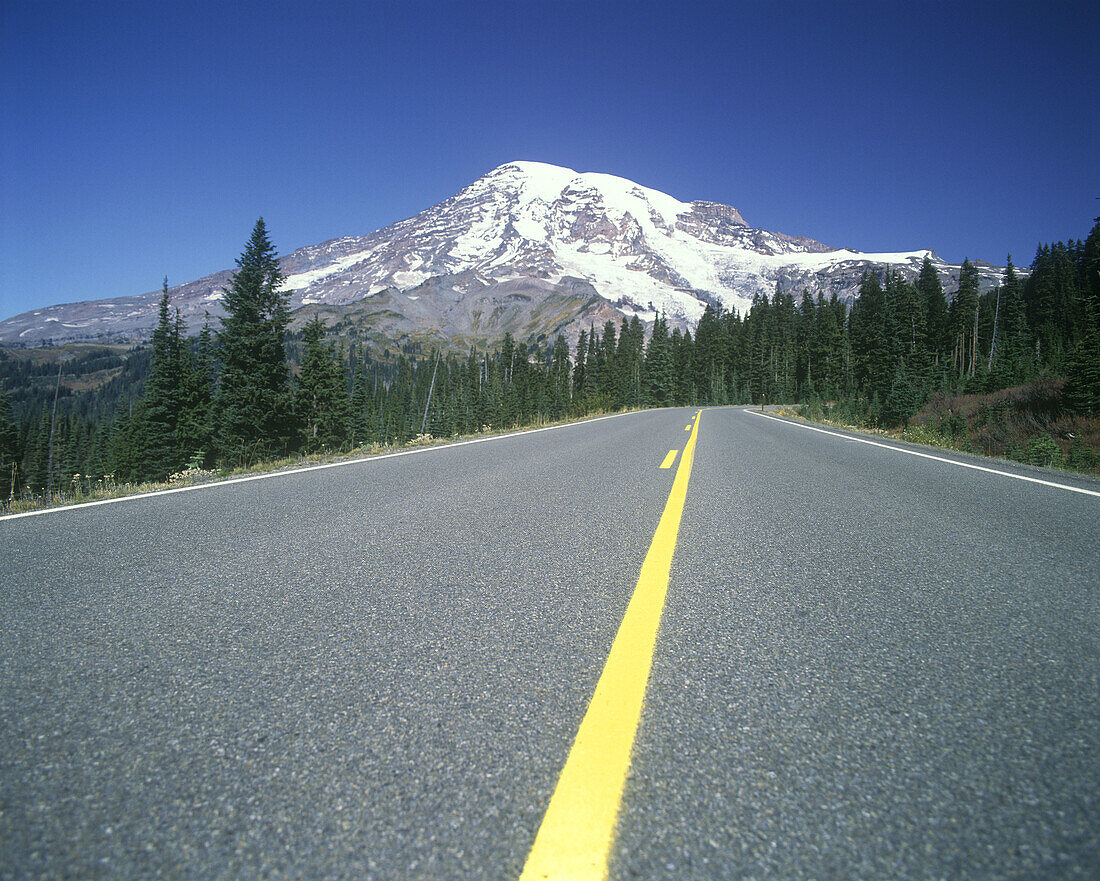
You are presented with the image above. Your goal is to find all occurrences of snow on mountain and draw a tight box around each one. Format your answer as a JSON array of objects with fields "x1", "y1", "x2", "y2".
[{"x1": 0, "y1": 162, "x2": 1010, "y2": 347}]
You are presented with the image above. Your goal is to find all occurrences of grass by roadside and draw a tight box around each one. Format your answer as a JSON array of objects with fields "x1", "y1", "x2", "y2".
[
  {"x1": 2, "y1": 408, "x2": 621, "y2": 517},
  {"x1": 775, "y1": 379, "x2": 1100, "y2": 476}
]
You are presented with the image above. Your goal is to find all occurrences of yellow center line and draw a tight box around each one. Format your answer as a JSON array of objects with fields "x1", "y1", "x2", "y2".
[
  {"x1": 659, "y1": 449, "x2": 678, "y2": 470},
  {"x1": 519, "y1": 412, "x2": 703, "y2": 881},
  {"x1": 684, "y1": 424, "x2": 691, "y2": 431}
]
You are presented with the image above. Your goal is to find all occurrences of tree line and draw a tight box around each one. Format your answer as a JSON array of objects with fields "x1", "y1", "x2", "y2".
[{"x1": 2, "y1": 215, "x2": 1098, "y2": 501}]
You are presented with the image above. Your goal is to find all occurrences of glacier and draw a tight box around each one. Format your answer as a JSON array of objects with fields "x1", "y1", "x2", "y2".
[{"x1": 0, "y1": 161, "x2": 1010, "y2": 347}]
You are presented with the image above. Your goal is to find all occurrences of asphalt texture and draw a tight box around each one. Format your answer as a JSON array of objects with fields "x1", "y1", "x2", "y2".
[{"x1": 1, "y1": 407, "x2": 1098, "y2": 880}]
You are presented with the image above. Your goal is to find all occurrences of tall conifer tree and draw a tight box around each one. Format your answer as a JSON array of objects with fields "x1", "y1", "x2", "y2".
[
  {"x1": 950, "y1": 259, "x2": 981, "y2": 377},
  {"x1": 214, "y1": 218, "x2": 295, "y2": 464},
  {"x1": 849, "y1": 272, "x2": 889, "y2": 398},
  {"x1": 918, "y1": 257, "x2": 950, "y2": 365},
  {"x1": 0, "y1": 382, "x2": 19, "y2": 499},
  {"x1": 643, "y1": 313, "x2": 673, "y2": 405},
  {"x1": 572, "y1": 329, "x2": 588, "y2": 401},
  {"x1": 139, "y1": 278, "x2": 185, "y2": 478},
  {"x1": 297, "y1": 317, "x2": 351, "y2": 451}
]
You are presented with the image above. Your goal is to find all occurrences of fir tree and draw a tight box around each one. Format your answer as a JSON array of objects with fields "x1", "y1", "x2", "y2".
[
  {"x1": 584, "y1": 327, "x2": 600, "y2": 404},
  {"x1": 0, "y1": 382, "x2": 19, "y2": 500},
  {"x1": 597, "y1": 321, "x2": 617, "y2": 403},
  {"x1": 1084, "y1": 217, "x2": 1100, "y2": 309},
  {"x1": 296, "y1": 317, "x2": 352, "y2": 452},
  {"x1": 672, "y1": 328, "x2": 694, "y2": 405},
  {"x1": 214, "y1": 218, "x2": 295, "y2": 465},
  {"x1": 816, "y1": 293, "x2": 846, "y2": 399},
  {"x1": 919, "y1": 257, "x2": 950, "y2": 365},
  {"x1": 349, "y1": 367, "x2": 373, "y2": 447},
  {"x1": 572, "y1": 329, "x2": 588, "y2": 402},
  {"x1": 550, "y1": 334, "x2": 571, "y2": 417},
  {"x1": 1062, "y1": 321, "x2": 1100, "y2": 416},
  {"x1": 693, "y1": 303, "x2": 722, "y2": 403},
  {"x1": 951, "y1": 259, "x2": 981, "y2": 377},
  {"x1": 991, "y1": 257, "x2": 1029, "y2": 382},
  {"x1": 617, "y1": 316, "x2": 645, "y2": 407},
  {"x1": 643, "y1": 313, "x2": 673, "y2": 406},
  {"x1": 137, "y1": 279, "x2": 186, "y2": 479},
  {"x1": 849, "y1": 272, "x2": 890, "y2": 399},
  {"x1": 881, "y1": 359, "x2": 921, "y2": 427},
  {"x1": 178, "y1": 317, "x2": 214, "y2": 466}
]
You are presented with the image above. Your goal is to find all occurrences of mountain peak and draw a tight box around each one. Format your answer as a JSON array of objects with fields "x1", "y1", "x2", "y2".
[
  {"x1": 0, "y1": 164, "x2": 1011, "y2": 348},
  {"x1": 481, "y1": 161, "x2": 698, "y2": 231}
]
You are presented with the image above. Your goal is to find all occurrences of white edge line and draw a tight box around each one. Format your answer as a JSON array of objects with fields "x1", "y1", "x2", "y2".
[
  {"x1": 0, "y1": 411, "x2": 638, "y2": 523},
  {"x1": 748, "y1": 409, "x2": 1100, "y2": 499}
]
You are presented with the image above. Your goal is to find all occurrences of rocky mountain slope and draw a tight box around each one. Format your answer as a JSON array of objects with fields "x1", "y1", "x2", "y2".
[{"x1": 0, "y1": 161, "x2": 1009, "y2": 348}]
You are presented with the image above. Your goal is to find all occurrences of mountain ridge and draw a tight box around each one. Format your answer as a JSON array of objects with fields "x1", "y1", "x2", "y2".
[{"x1": 0, "y1": 162, "x2": 1010, "y2": 348}]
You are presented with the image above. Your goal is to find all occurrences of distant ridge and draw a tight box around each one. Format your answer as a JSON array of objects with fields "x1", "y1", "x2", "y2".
[{"x1": 0, "y1": 162, "x2": 1010, "y2": 347}]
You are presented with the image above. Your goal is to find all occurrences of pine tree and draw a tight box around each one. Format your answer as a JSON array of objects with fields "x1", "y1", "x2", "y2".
[
  {"x1": 214, "y1": 218, "x2": 295, "y2": 465},
  {"x1": 849, "y1": 272, "x2": 890, "y2": 399},
  {"x1": 693, "y1": 303, "x2": 721, "y2": 404},
  {"x1": 881, "y1": 359, "x2": 921, "y2": 427},
  {"x1": 795, "y1": 293, "x2": 817, "y2": 398},
  {"x1": 815, "y1": 293, "x2": 846, "y2": 399},
  {"x1": 0, "y1": 382, "x2": 19, "y2": 500},
  {"x1": 135, "y1": 279, "x2": 185, "y2": 479},
  {"x1": 617, "y1": 316, "x2": 645, "y2": 408},
  {"x1": 951, "y1": 259, "x2": 981, "y2": 377},
  {"x1": 550, "y1": 334, "x2": 571, "y2": 417},
  {"x1": 672, "y1": 328, "x2": 694, "y2": 405},
  {"x1": 27, "y1": 411, "x2": 52, "y2": 493},
  {"x1": 597, "y1": 320, "x2": 617, "y2": 404},
  {"x1": 887, "y1": 274, "x2": 926, "y2": 368},
  {"x1": 991, "y1": 257, "x2": 1029, "y2": 382},
  {"x1": 1062, "y1": 321, "x2": 1100, "y2": 416},
  {"x1": 296, "y1": 317, "x2": 352, "y2": 452},
  {"x1": 349, "y1": 366, "x2": 373, "y2": 447},
  {"x1": 1063, "y1": 224, "x2": 1100, "y2": 416},
  {"x1": 919, "y1": 257, "x2": 950, "y2": 365},
  {"x1": 643, "y1": 313, "x2": 673, "y2": 406},
  {"x1": 178, "y1": 317, "x2": 214, "y2": 466},
  {"x1": 1084, "y1": 217, "x2": 1100, "y2": 309},
  {"x1": 584, "y1": 328, "x2": 601, "y2": 405},
  {"x1": 572, "y1": 329, "x2": 588, "y2": 402}
]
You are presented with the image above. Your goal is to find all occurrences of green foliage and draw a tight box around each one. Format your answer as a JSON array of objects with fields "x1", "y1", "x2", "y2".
[
  {"x1": 1062, "y1": 322, "x2": 1100, "y2": 416},
  {"x1": 950, "y1": 258, "x2": 981, "y2": 377},
  {"x1": 296, "y1": 317, "x2": 351, "y2": 452},
  {"x1": 849, "y1": 272, "x2": 890, "y2": 399},
  {"x1": 881, "y1": 359, "x2": 921, "y2": 427},
  {"x1": 643, "y1": 314, "x2": 673, "y2": 406},
  {"x1": 214, "y1": 218, "x2": 296, "y2": 465},
  {"x1": 103, "y1": 281, "x2": 215, "y2": 483},
  {"x1": 919, "y1": 256, "x2": 951, "y2": 364},
  {"x1": 9, "y1": 214, "x2": 1100, "y2": 507},
  {"x1": 1025, "y1": 433, "x2": 1063, "y2": 468},
  {"x1": 1067, "y1": 437, "x2": 1098, "y2": 472},
  {"x1": 797, "y1": 397, "x2": 825, "y2": 422},
  {"x1": 0, "y1": 382, "x2": 19, "y2": 497}
]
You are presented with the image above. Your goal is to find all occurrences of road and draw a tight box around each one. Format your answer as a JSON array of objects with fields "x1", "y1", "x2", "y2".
[{"x1": 2, "y1": 407, "x2": 1098, "y2": 880}]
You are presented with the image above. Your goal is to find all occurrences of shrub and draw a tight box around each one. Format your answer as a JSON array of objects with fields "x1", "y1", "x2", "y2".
[{"x1": 1025, "y1": 433, "x2": 1063, "y2": 469}]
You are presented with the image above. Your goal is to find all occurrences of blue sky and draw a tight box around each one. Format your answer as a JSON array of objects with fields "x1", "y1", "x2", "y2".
[{"x1": 2, "y1": 0, "x2": 1097, "y2": 321}]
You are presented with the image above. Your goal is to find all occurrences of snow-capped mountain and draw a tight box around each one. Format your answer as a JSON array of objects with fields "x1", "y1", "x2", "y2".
[{"x1": 0, "y1": 161, "x2": 1009, "y2": 347}]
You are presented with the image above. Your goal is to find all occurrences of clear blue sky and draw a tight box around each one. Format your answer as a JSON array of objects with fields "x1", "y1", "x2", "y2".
[{"x1": 2, "y1": 0, "x2": 1097, "y2": 321}]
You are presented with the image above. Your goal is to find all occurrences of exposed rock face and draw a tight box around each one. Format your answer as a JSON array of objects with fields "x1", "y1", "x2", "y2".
[{"x1": 0, "y1": 161, "x2": 1011, "y2": 348}]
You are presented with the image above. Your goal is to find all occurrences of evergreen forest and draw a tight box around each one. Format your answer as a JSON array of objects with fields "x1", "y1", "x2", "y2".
[{"x1": 2, "y1": 215, "x2": 1098, "y2": 505}]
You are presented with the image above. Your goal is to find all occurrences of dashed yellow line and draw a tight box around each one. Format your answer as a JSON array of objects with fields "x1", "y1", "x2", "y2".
[
  {"x1": 519, "y1": 413, "x2": 702, "y2": 881},
  {"x1": 659, "y1": 449, "x2": 678, "y2": 470}
]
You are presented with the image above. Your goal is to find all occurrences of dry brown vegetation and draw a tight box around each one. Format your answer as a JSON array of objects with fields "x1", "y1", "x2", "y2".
[
  {"x1": 789, "y1": 378, "x2": 1100, "y2": 475},
  {"x1": 911, "y1": 379, "x2": 1100, "y2": 470}
]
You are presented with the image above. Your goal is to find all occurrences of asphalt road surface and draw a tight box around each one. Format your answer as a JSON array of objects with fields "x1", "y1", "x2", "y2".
[{"x1": 2, "y1": 407, "x2": 1098, "y2": 880}]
